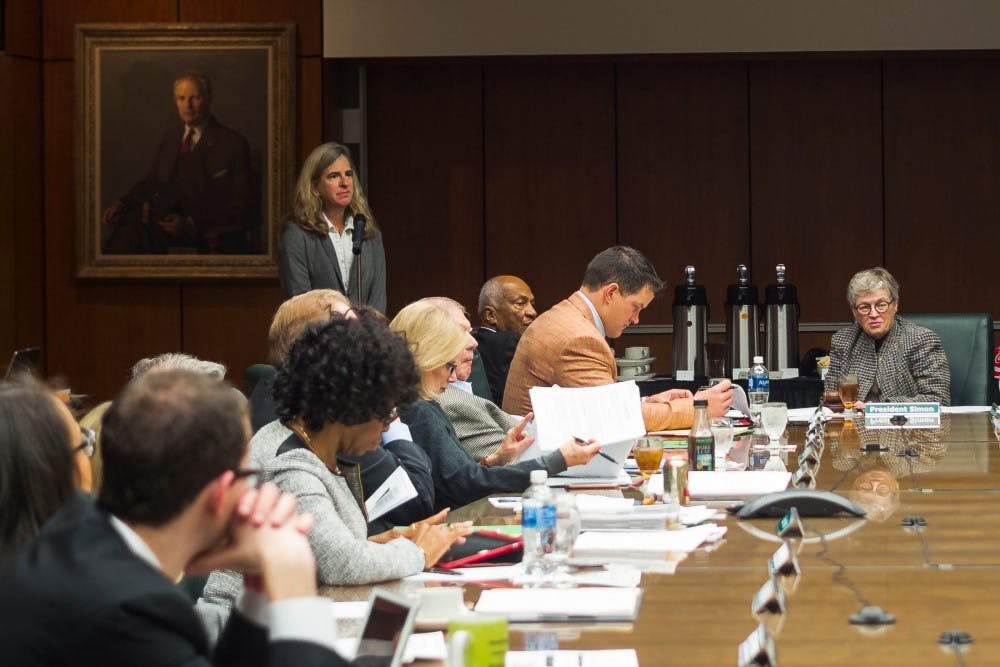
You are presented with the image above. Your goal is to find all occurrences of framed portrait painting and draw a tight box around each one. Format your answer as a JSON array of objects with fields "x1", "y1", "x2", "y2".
[{"x1": 75, "y1": 23, "x2": 295, "y2": 279}]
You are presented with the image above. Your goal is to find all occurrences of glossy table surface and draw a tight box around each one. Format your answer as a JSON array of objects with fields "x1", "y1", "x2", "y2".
[{"x1": 324, "y1": 413, "x2": 1000, "y2": 666}]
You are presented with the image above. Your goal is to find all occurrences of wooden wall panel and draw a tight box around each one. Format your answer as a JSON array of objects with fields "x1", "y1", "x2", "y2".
[
  {"x1": 617, "y1": 61, "x2": 749, "y2": 332},
  {"x1": 366, "y1": 63, "x2": 485, "y2": 315},
  {"x1": 181, "y1": 284, "x2": 285, "y2": 389},
  {"x1": 43, "y1": 61, "x2": 181, "y2": 398},
  {"x1": 43, "y1": 0, "x2": 176, "y2": 60},
  {"x1": 298, "y1": 56, "x2": 323, "y2": 160},
  {"x1": 4, "y1": 0, "x2": 41, "y2": 57},
  {"x1": 483, "y1": 63, "x2": 616, "y2": 312},
  {"x1": 0, "y1": 56, "x2": 44, "y2": 362},
  {"x1": 749, "y1": 60, "x2": 883, "y2": 324},
  {"x1": 179, "y1": 0, "x2": 322, "y2": 55},
  {"x1": 884, "y1": 57, "x2": 1000, "y2": 317}
]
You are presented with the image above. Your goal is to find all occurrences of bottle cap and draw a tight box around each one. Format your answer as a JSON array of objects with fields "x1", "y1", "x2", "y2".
[
  {"x1": 753, "y1": 355, "x2": 764, "y2": 364},
  {"x1": 530, "y1": 469, "x2": 548, "y2": 484},
  {"x1": 694, "y1": 399, "x2": 708, "y2": 407}
]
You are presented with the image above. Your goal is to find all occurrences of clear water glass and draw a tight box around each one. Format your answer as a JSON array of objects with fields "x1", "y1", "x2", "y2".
[{"x1": 760, "y1": 402, "x2": 788, "y2": 445}]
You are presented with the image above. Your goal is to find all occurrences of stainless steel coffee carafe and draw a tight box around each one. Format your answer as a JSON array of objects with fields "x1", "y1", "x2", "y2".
[
  {"x1": 764, "y1": 263, "x2": 800, "y2": 375},
  {"x1": 672, "y1": 265, "x2": 709, "y2": 377},
  {"x1": 725, "y1": 264, "x2": 760, "y2": 378}
]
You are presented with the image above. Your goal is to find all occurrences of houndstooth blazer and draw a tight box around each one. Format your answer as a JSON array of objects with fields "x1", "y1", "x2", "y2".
[
  {"x1": 438, "y1": 384, "x2": 519, "y2": 463},
  {"x1": 824, "y1": 316, "x2": 951, "y2": 405}
]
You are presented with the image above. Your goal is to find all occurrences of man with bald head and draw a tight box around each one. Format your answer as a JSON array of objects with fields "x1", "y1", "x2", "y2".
[{"x1": 474, "y1": 275, "x2": 537, "y2": 405}]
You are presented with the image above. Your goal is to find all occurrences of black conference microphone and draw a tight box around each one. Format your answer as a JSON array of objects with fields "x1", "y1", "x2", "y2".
[{"x1": 352, "y1": 214, "x2": 367, "y2": 256}]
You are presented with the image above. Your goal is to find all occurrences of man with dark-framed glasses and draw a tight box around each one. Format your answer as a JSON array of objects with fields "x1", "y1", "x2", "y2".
[{"x1": 824, "y1": 266, "x2": 950, "y2": 407}]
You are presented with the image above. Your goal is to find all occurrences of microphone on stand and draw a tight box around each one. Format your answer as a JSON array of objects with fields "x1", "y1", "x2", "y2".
[
  {"x1": 352, "y1": 214, "x2": 367, "y2": 256},
  {"x1": 352, "y1": 214, "x2": 367, "y2": 304}
]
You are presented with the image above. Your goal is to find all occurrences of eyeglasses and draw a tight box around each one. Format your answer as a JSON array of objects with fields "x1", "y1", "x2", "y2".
[
  {"x1": 854, "y1": 299, "x2": 895, "y2": 315},
  {"x1": 73, "y1": 427, "x2": 96, "y2": 458},
  {"x1": 231, "y1": 467, "x2": 263, "y2": 488}
]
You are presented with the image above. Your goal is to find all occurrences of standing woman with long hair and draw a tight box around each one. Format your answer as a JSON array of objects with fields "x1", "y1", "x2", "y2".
[{"x1": 278, "y1": 142, "x2": 386, "y2": 312}]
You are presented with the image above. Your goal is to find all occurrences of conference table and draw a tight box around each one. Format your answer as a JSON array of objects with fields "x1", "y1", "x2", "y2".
[{"x1": 324, "y1": 412, "x2": 1000, "y2": 666}]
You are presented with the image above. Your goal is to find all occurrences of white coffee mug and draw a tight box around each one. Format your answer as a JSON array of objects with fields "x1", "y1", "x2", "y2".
[{"x1": 624, "y1": 346, "x2": 649, "y2": 359}]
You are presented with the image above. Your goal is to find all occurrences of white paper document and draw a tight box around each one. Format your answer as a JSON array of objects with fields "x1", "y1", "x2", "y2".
[
  {"x1": 475, "y1": 587, "x2": 643, "y2": 622},
  {"x1": 505, "y1": 649, "x2": 639, "y2": 667},
  {"x1": 335, "y1": 631, "x2": 446, "y2": 663},
  {"x1": 528, "y1": 381, "x2": 646, "y2": 477},
  {"x1": 574, "y1": 523, "x2": 725, "y2": 558},
  {"x1": 364, "y1": 465, "x2": 417, "y2": 521},
  {"x1": 687, "y1": 470, "x2": 791, "y2": 500}
]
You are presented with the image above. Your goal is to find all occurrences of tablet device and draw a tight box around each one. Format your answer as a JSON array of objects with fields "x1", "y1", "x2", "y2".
[
  {"x1": 348, "y1": 588, "x2": 417, "y2": 667},
  {"x1": 4, "y1": 347, "x2": 40, "y2": 380},
  {"x1": 436, "y1": 531, "x2": 523, "y2": 569}
]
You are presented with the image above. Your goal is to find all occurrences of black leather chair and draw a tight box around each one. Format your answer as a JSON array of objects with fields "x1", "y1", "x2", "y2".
[{"x1": 905, "y1": 313, "x2": 995, "y2": 406}]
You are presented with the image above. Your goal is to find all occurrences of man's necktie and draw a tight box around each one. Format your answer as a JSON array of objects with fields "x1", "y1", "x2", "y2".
[{"x1": 180, "y1": 129, "x2": 193, "y2": 156}]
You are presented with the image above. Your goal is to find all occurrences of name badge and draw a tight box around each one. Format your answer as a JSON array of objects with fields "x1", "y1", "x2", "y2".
[{"x1": 864, "y1": 402, "x2": 941, "y2": 429}]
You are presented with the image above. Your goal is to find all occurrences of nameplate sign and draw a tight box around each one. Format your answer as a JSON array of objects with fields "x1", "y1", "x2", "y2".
[
  {"x1": 738, "y1": 624, "x2": 777, "y2": 667},
  {"x1": 864, "y1": 403, "x2": 941, "y2": 429}
]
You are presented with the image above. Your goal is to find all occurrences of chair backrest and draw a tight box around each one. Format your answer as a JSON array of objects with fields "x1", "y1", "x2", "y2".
[
  {"x1": 904, "y1": 313, "x2": 995, "y2": 406},
  {"x1": 243, "y1": 363, "x2": 276, "y2": 397}
]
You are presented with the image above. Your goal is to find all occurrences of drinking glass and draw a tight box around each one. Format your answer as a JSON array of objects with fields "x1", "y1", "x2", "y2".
[
  {"x1": 710, "y1": 417, "x2": 734, "y2": 467},
  {"x1": 759, "y1": 402, "x2": 788, "y2": 445},
  {"x1": 839, "y1": 373, "x2": 860, "y2": 413},
  {"x1": 632, "y1": 438, "x2": 664, "y2": 499}
]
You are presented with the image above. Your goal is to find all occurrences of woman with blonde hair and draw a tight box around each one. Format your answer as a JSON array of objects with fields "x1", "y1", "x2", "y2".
[
  {"x1": 390, "y1": 301, "x2": 602, "y2": 511},
  {"x1": 278, "y1": 142, "x2": 387, "y2": 312}
]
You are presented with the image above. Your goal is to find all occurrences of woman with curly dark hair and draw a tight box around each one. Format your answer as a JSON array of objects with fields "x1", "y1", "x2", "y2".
[
  {"x1": 0, "y1": 380, "x2": 93, "y2": 565},
  {"x1": 390, "y1": 301, "x2": 603, "y2": 512},
  {"x1": 199, "y1": 312, "x2": 470, "y2": 631}
]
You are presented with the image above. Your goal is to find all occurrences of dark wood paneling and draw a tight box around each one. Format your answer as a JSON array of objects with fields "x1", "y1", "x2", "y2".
[
  {"x1": 750, "y1": 60, "x2": 883, "y2": 323},
  {"x1": 43, "y1": 0, "x2": 176, "y2": 60},
  {"x1": 298, "y1": 56, "x2": 323, "y2": 160},
  {"x1": 483, "y1": 63, "x2": 617, "y2": 312},
  {"x1": 884, "y1": 57, "x2": 1000, "y2": 317},
  {"x1": 366, "y1": 63, "x2": 484, "y2": 315},
  {"x1": 5, "y1": 0, "x2": 41, "y2": 57},
  {"x1": 617, "y1": 62, "x2": 749, "y2": 327},
  {"x1": 181, "y1": 284, "x2": 285, "y2": 387},
  {"x1": 180, "y1": 0, "x2": 321, "y2": 56},
  {"x1": 0, "y1": 56, "x2": 44, "y2": 361},
  {"x1": 44, "y1": 61, "x2": 181, "y2": 400}
]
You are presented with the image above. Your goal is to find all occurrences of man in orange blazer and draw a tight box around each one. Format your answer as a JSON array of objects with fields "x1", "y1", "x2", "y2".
[{"x1": 503, "y1": 246, "x2": 732, "y2": 431}]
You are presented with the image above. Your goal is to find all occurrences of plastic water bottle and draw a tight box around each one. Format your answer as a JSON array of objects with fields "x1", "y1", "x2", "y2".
[
  {"x1": 748, "y1": 355, "x2": 770, "y2": 418},
  {"x1": 521, "y1": 470, "x2": 556, "y2": 581},
  {"x1": 548, "y1": 494, "x2": 581, "y2": 583}
]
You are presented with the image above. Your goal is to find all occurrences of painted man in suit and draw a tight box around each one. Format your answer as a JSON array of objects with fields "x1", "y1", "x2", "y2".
[
  {"x1": 504, "y1": 246, "x2": 733, "y2": 431},
  {"x1": 473, "y1": 275, "x2": 538, "y2": 405},
  {"x1": 103, "y1": 72, "x2": 258, "y2": 254},
  {"x1": 0, "y1": 370, "x2": 349, "y2": 667}
]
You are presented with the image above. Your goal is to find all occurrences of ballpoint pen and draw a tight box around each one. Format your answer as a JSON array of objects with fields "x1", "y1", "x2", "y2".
[{"x1": 573, "y1": 435, "x2": 618, "y2": 464}]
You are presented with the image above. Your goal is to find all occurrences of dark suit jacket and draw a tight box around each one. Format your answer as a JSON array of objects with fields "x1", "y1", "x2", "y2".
[
  {"x1": 0, "y1": 494, "x2": 346, "y2": 667},
  {"x1": 472, "y1": 327, "x2": 521, "y2": 405},
  {"x1": 278, "y1": 222, "x2": 387, "y2": 313},
  {"x1": 108, "y1": 115, "x2": 257, "y2": 254}
]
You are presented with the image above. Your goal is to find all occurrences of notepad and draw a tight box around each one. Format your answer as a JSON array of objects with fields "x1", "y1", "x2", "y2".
[
  {"x1": 364, "y1": 466, "x2": 418, "y2": 521},
  {"x1": 474, "y1": 587, "x2": 643, "y2": 622}
]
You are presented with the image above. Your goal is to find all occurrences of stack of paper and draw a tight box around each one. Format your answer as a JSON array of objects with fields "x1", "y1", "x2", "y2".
[
  {"x1": 687, "y1": 471, "x2": 791, "y2": 500},
  {"x1": 475, "y1": 587, "x2": 643, "y2": 622},
  {"x1": 574, "y1": 524, "x2": 725, "y2": 559}
]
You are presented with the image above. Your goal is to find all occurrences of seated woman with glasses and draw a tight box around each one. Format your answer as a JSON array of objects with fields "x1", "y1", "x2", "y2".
[
  {"x1": 824, "y1": 266, "x2": 950, "y2": 408},
  {"x1": 0, "y1": 380, "x2": 93, "y2": 565},
  {"x1": 389, "y1": 301, "x2": 603, "y2": 512},
  {"x1": 198, "y1": 312, "x2": 471, "y2": 638}
]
